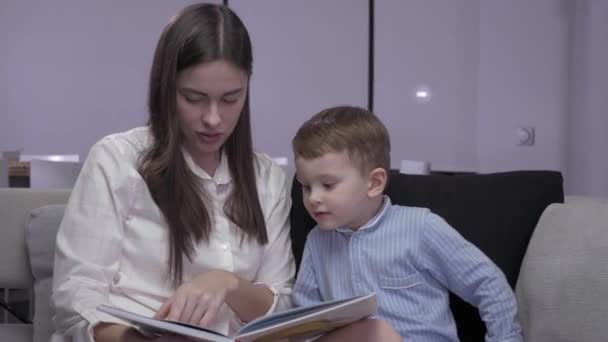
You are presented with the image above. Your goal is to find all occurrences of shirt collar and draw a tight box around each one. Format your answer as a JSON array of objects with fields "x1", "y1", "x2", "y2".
[
  {"x1": 336, "y1": 195, "x2": 392, "y2": 233},
  {"x1": 182, "y1": 149, "x2": 232, "y2": 185}
]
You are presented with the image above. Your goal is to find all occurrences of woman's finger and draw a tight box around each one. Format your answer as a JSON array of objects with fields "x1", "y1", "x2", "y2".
[
  {"x1": 154, "y1": 298, "x2": 172, "y2": 320},
  {"x1": 198, "y1": 297, "x2": 222, "y2": 327},
  {"x1": 189, "y1": 300, "x2": 208, "y2": 326},
  {"x1": 179, "y1": 295, "x2": 198, "y2": 323},
  {"x1": 168, "y1": 294, "x2": 187, "y2": 321}
]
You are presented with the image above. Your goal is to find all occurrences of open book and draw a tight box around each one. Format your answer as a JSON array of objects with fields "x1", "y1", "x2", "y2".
[{"x1": 97, "y1": 292, "x2": 376, "y2": 342}]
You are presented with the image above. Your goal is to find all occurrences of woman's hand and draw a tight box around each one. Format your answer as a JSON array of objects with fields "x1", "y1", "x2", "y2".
[
  {"x1": 149, "y1": 334, "x2": 197, "y2": 342},
  {"x1": 154, "y1": 269, "x2": 239, "y2": 327},
  {"x1": 94, "y1": 323, "x2": 194, "y2": 342}
]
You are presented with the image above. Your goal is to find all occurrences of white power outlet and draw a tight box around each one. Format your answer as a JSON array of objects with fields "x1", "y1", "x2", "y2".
[{"x1": 516, "y1": 127, "x2": 535, "y2": 146}]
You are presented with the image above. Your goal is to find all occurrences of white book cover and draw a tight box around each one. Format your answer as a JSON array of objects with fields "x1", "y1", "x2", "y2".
[{"x1": 97, "y1": 292, "x2": 376, "y2": 342}]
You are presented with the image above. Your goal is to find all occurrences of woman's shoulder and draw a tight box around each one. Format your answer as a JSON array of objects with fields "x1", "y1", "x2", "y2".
[
  {"x1": 80, "y1": 127, "x2": 152, "y2": 179},
  {"x1": 252, "y1": 152, "x2": 289, "y2": 189},
  {"x1": 89, "y1": 126, "x2": 152, "y2": 162},
  {"x1": 253, "y1": 151, "x2": 286, "y2": 173},
  {"x1": 69, "y1": 127, "x2": 151, "y2": 195},
  {"x1": 252, "y1": 152, "x2": 275, "y2": 169}
]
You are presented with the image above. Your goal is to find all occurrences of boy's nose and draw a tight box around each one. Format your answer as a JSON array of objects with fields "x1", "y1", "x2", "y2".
[{"x1": 308, "y1": 188, "x2": 322, "y2": 204}]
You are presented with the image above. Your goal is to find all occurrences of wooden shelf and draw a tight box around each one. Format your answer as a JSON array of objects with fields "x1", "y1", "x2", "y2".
[{"x1": 8, "y1": 161, "x2": 29, "y2": 177}]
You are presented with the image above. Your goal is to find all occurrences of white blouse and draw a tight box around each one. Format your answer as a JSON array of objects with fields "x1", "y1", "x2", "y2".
[{"x1": 51, "y1": 127, "x2": 295, "y2": 342}]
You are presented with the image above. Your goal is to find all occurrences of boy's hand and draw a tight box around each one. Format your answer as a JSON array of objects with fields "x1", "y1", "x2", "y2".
[{"x1": 154, "y1": 269, "x2": 239, "y2": 327}]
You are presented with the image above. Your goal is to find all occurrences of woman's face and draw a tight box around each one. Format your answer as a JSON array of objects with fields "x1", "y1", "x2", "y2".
[{"x1": 176, "y1": 59, "x2": 248, "y2": 169}]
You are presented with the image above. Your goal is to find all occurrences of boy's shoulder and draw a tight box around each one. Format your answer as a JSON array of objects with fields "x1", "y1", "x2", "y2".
[
  {"x1": 388, "y1": 204, "x2": 453, "y2": 232},
  {"x1": 383, "y1": 203, "x2": 435, "y2": 222},
  {"x1": 389, "y1": 203, "x2": 431, "y2": 217},
  {"x1": 305, "y1": 226, "x2": 329, "y2": 244},
  {"x1": 305, "y1": 204, "x2": 437, "y2": 243}
]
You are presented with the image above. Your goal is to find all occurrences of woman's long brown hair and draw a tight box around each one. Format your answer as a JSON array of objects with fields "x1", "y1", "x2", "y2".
[{"x1": 139, "y1": 4, "x2": 267, "y2": 287}]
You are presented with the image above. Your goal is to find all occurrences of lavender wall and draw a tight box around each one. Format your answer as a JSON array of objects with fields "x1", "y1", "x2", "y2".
[
  {"x1": 0, "y1": 1, "x2": 605, "y2": 195},
  {"x1": 229, "y1": 0, "x2": 368, "y2": 174},
  {"x1": 0, "y1": 0, "x2": 212, "y2": 159},
  {"x1": 476, "y1": 0, "x2": 569, "y2": 174},
  {"x1": 374, "y1": 0, "x2": 479, "y2": 172},
  {"x1": 566, "y1": 0, "x2": 608, "y2": 196}
]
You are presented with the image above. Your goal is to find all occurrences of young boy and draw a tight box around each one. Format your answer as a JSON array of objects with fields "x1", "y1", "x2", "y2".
[{"x1": 291, "y1": 106, "x2": 523, "y2": 341}]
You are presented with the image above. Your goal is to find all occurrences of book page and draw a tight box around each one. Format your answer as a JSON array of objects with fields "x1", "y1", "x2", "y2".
[
  {"x1": 97, "y1": 304, "x2": 233, "y2": 342},
  {"x1": 240, "y1": 296, "x2": 359, "y2": 332},
  {"x1": 98, "y1": 293, "x2": 376, "y2": 342},
  {"x1": 236, "y1": 293, "x2": 376, "y2": 340}
]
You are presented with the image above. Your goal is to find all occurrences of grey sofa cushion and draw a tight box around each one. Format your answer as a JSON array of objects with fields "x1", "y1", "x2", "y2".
[
  {"x1": 516, "y1": 198, "x2": 608, "y2": 341},
  {"x1": 26, "y1": 204, "x2": 66, "y2": 342},
  {"x1": 0, "y1": 324, "x2": 33, "y2": 342}
]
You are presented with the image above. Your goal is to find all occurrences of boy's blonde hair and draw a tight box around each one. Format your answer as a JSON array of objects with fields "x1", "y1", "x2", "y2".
[{"x1": 292, "y1": 106, "x2": 391, "y2": 174}]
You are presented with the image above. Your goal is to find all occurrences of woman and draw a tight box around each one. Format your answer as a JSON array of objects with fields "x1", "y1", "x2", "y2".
[{"x1": 51, "y1": 4, "x2": 295, "y2": 341}]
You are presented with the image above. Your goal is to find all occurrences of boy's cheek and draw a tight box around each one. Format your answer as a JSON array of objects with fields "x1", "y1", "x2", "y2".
[{"x1": 303, "y1": 201, "x2": 315, "y2": 217}]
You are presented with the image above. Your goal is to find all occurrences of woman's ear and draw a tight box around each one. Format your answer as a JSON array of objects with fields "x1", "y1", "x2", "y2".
[{"x1": 367, "y1": 168, "x2": 388, "y2": 198}]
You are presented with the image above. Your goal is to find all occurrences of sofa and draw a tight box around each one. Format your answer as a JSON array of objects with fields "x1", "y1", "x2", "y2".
[
  {"x1": 1, "y1": 170, "x2": 607, "y2": 341},
  {"x1": 0, "y1": 188, "x2": 71, "y2": 342}
]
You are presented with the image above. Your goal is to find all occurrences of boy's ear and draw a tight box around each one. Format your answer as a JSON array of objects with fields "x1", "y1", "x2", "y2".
[{"x1": 367, "y1": 168, "x2": 387, "y2": 198}]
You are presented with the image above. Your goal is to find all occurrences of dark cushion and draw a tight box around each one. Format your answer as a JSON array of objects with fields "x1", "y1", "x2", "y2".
[{"x1": 290, "y1": 170, "x2": 564, "y2": 341}]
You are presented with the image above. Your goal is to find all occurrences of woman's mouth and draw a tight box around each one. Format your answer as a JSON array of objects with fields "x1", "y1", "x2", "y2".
[{"x1": 197, "y1": 132, "x2": 222, "y2": 144}]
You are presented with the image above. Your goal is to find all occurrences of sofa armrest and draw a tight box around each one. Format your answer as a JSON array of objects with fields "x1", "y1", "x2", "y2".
[
  {"x1": 0, "y1": 188, "x2": 70, "y2": 289},
  {"x1": 0, "y1": 188, "x2": 70, "y2": 342},
  {"x1": 0, "y1": 324, "x2": 33, "y2": 342},
  {"x1": 516, "y1": 197, "x2": 608, "y2": 341}
]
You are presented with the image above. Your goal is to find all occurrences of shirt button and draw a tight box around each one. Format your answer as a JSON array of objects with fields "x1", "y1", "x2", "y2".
[{"x1": 219, "y1": 243, "x2": 229, "y2": 251}]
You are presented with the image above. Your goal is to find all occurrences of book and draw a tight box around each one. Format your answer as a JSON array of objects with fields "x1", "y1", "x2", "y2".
[{"x1": 97, "y1": 292, "x2": 376, "y2": 342}]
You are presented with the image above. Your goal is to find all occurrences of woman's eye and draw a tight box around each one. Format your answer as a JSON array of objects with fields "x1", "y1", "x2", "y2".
[
  {"x1": 184, "y1": 95, "x2": 202, "y2": 103},
  {"x1": 222, "y1": 97, "x2": 238, "y2": 104},
  {"x1": 322, "y1": 183, "x2": 335, "y2": 190},
  {"x1": 301, "y1": 185, "x2": 311, "y2": 192},
  {"x1": 181, "y1": 92, "x2": 208, "y2": 104}
]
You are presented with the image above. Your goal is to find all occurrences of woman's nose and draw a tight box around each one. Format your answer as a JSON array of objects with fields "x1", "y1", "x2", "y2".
[{"x1": 202, "y1": 103, "x2": 221, "y2": 127}]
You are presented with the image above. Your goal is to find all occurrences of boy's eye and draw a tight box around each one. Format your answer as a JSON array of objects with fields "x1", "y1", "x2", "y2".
[{"x1": 322, "y1": 183, "x2": 335, "y2": 190}]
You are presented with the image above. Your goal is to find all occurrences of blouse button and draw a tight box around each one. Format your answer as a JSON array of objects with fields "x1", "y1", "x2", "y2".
[{"x1": 217, "y1": 184, "x2": 228, "y2": 194}]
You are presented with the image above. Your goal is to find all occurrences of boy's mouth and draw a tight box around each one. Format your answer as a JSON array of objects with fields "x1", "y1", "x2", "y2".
[{"x1": 313, "y1": 211, "x2": 330, "y2": 219}]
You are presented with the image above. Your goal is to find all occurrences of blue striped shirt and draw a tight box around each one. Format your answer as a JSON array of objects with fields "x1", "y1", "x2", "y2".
[{"x1": 293, "y1": 197, "x2": 523, "y2": 342}]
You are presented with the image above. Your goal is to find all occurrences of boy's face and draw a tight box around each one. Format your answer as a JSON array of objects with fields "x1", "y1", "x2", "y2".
[{"x1": 295, "y1": 151, "x2": 375, "y2": 230}]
